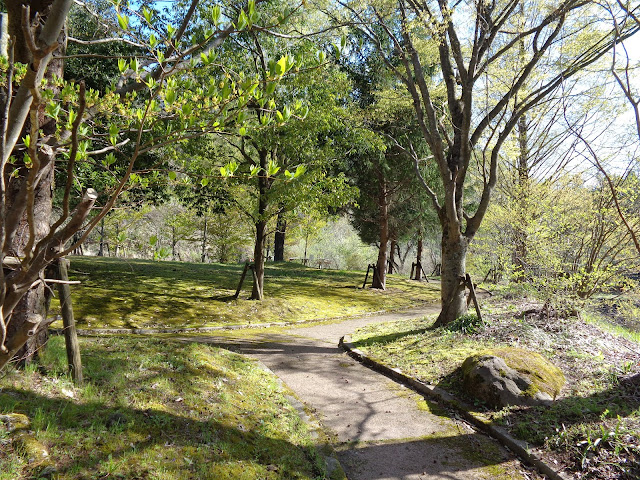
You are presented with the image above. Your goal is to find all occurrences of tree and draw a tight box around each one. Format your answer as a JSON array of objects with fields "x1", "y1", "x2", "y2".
[
  {"x1": 334, "y1": 0, "x2": 640, "y2": 324},
  {"x1": 214, "y1": 32, "x2": 358, "y2": 299},
  {"x1": 0, "y1": 0, "x2": 303, "y2": 370}
]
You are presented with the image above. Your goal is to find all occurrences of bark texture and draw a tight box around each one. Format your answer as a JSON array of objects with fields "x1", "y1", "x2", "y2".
[{"x1": 5, "y1": 0, "x2": 64, "y2": 363}]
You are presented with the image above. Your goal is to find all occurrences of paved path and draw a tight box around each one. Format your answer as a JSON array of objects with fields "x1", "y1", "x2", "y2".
[{"x1": 186, "y1": 308, "x2": 536, "y2": 480}]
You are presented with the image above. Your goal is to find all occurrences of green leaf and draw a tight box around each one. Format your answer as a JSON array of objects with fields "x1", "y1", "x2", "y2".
[
  {"x1": 118, "y1": 58, "x2": 127, "y2": 73},
  {"x1": 317, "y1": 50, "x2": 326, "y2": 63},
  {"x1": 220, "y1": 166, "x2": 228, "y2": 177},
  {"x1": 149, "y1": 33, "x2": 158, "y2": 48},
  {"x1": 250, "y1": 164, "x2": 260, "y2": 176},
  {"x1": 239, "y1": 126, "x2": 247, "y2": 136},
  {"x1": 165, "y1": 89, "x2": 176, "y2": 105},
  {"x1": 201, "y1": 177, "x2": 209, "y2": 187},
  {"x1": 45, "y1": 102, "x2": 61, "y2": 120},
  {"x1": 103, "y1": 153, "x2": 116, "y2": 167},
  {"x1": 267, "y1": 159, "x2": 280, "y2": 177},
  {"x1": 341, "y1": 33, "x2": 347, "y2": 49},
  {"x1": 167, "y1": 24, "x2": 175, "y2": 38},
  {"x1": 276, "y1": 55, "x2": 288, "y2": 76},
  {"x1": 237, "y1": 10, "x2": 248, "y2": 30},
  {"x1": 150, "y1": 235, "x2": 158, "y2": 247},
  {"x1": 284, "y1": 169, "x2": 293, "y2": 179},
  {"x1": 22, "y1": 135, "x2": 30, "y2": 148},
  {"x1": 226, "y1": 160, "x2": 239, "y2": 175},
  {"x1": 276, "y1": 111, "x2": 284, "y2": 123},
  {"x1": 109, "y1": 123, "x2": 119, "y2": 146},
  {"x1": 294, "y1": 164, "x2": 306, "y2": 178},
  {"x1": 260, "y1": 113, "x2": 271, "y2": 126},
  {"x1": 211, "y1": 5, "x2": 221, "y2": 25},
  {"x1": 168, "y1": 171, "x2": 177, "y2": 181},
  {"x1": 266, "y1": 82, "x2": 277, "y2": 95},
  {"x1": 143, "y1": 7, "x2": 152, "y2": 24},
  {"x1": 130, "y1": 58, "x2": 139, "y2": 72},
  {"x1": 117, "y1": 12, "x2": 129, "y2": 31}
]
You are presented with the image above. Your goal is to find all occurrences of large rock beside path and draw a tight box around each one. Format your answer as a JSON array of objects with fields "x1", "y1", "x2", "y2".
[{"x1": 462, "y1": 348, "x2": 565, "y2": 408}]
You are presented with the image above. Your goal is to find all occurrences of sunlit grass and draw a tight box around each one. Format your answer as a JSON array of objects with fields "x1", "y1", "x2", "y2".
[
  {"x1": 0, "y1": 336, "x2": 331, "y2": 479},
  {"x1": 59, "y1": 256, "x2": 440, "y2": 329}
]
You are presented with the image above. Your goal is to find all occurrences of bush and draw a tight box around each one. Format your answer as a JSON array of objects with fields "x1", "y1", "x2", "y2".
[{"x1": 446, "y1": 314, "x2": 485, "y2": 334}]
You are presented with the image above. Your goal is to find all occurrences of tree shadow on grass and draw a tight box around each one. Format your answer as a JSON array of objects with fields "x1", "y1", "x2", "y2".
[{"x1": 0, "y1": 388, "x2": 325, "y2": 480}]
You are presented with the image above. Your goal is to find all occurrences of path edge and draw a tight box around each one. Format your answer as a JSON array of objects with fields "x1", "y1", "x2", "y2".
[
  {"x1": 339, "y1": 334, "x2": 572, "y2": 480},
  {"x1": 254, "y1": 361, "x2": 347, "y2": 480}
]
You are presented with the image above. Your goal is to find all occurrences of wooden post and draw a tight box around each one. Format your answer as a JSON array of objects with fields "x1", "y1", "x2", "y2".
[
  {"x1": 250, "y1": 264, "x2": 259, "y2": 292},
  {"x1": 362, "y1": 264, "x2": 373, "y2": 288},
  {"x1": 233, "y1": 262, "x2": 250, "y2": 299},
  {"x1": 420, "y1": 263, "x2": 429, "y2": 282},
  {"x1": 465, "y1": 273, "x2": 483, "y2": 324},
  {"x1": 57, "y1": 259, "x2": 83, "y2": 385}
]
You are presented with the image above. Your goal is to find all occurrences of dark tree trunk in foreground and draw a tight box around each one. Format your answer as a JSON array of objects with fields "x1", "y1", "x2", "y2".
[
  {"x1": 274, "y1": 211, "x2": 286, "y2": 262},
  {"x1": 5, "y1": 0, "x2": 64, "y2": 364}
]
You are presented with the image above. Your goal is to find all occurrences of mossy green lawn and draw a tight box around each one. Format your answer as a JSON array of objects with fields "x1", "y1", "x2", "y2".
[
  {"x1": 62, "y1": 256, "x2": 439, "y2": 329},
  {"x1": 0, "y1": 336, "x2": 332, "y2": 480}
]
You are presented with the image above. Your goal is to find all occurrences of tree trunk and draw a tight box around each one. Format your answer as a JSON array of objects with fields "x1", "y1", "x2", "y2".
[
  {"x1": 513, "y1": 113, "x2": 529, "y2": 280},
  {"x1": 251, "y1": 150, "x2": 269, "y2": 300},
  {"x1": 274, "y1": 211, "x2": 286, "y2": 262},
  {"x1": 5, "y1": 0, "x2": 65, "y2": 364},
  {"x1": 171, "y1": 226, "x2": 177, "y2": 260},
  {"x1": 388, "y1": 237, "x2": 396, "y2": 274},
  {"x1": 201, "y1": 213, "x2": 207, "y2": 262},
  {"x1": 372, "y1": 178, "x2": 388, "y2": 289},
  {"x1": 98, "y1": 218, "x2": 105, "y2": 256},
  {"x1": 435, "y1": 229, "x2": 468, "y2": 326},
  {"x1": 415, "y1": 232, "x2": 423, "y2": 280},
  {"x1": 251, "y1": 220, "x2": 266, "y2": 300}
]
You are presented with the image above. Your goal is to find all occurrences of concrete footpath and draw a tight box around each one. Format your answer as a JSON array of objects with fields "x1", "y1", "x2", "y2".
[{"x1": 189, "y1": 307, "x2": 540, "y2": 480}]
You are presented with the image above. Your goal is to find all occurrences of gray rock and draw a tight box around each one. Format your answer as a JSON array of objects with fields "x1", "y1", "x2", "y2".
[{"x1": 462, "y1": 354, "x2": 555, "y2": 408}]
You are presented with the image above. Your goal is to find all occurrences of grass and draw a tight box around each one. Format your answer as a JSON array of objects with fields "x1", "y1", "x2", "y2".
[
  {"x1": 0, "y1": 335, "x2": 335, "y2": 480},
  {"x1": 349, "y1": 294, "x2": 640, "y2": 479},
  {"x1": 59, "y1": 256, "x2": 440, "y2": 329}
]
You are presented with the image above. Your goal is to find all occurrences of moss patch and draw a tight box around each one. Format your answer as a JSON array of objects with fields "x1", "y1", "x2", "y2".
[
  {"x1": 0, "y1": 336, "x2": 331, "y2": 479},
  {"x1": 488, "y1": 348, "x2": 565, "y2": 399},
  {"x1": 56, "y1": 256, "x2": 440, "y2": 329}
]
